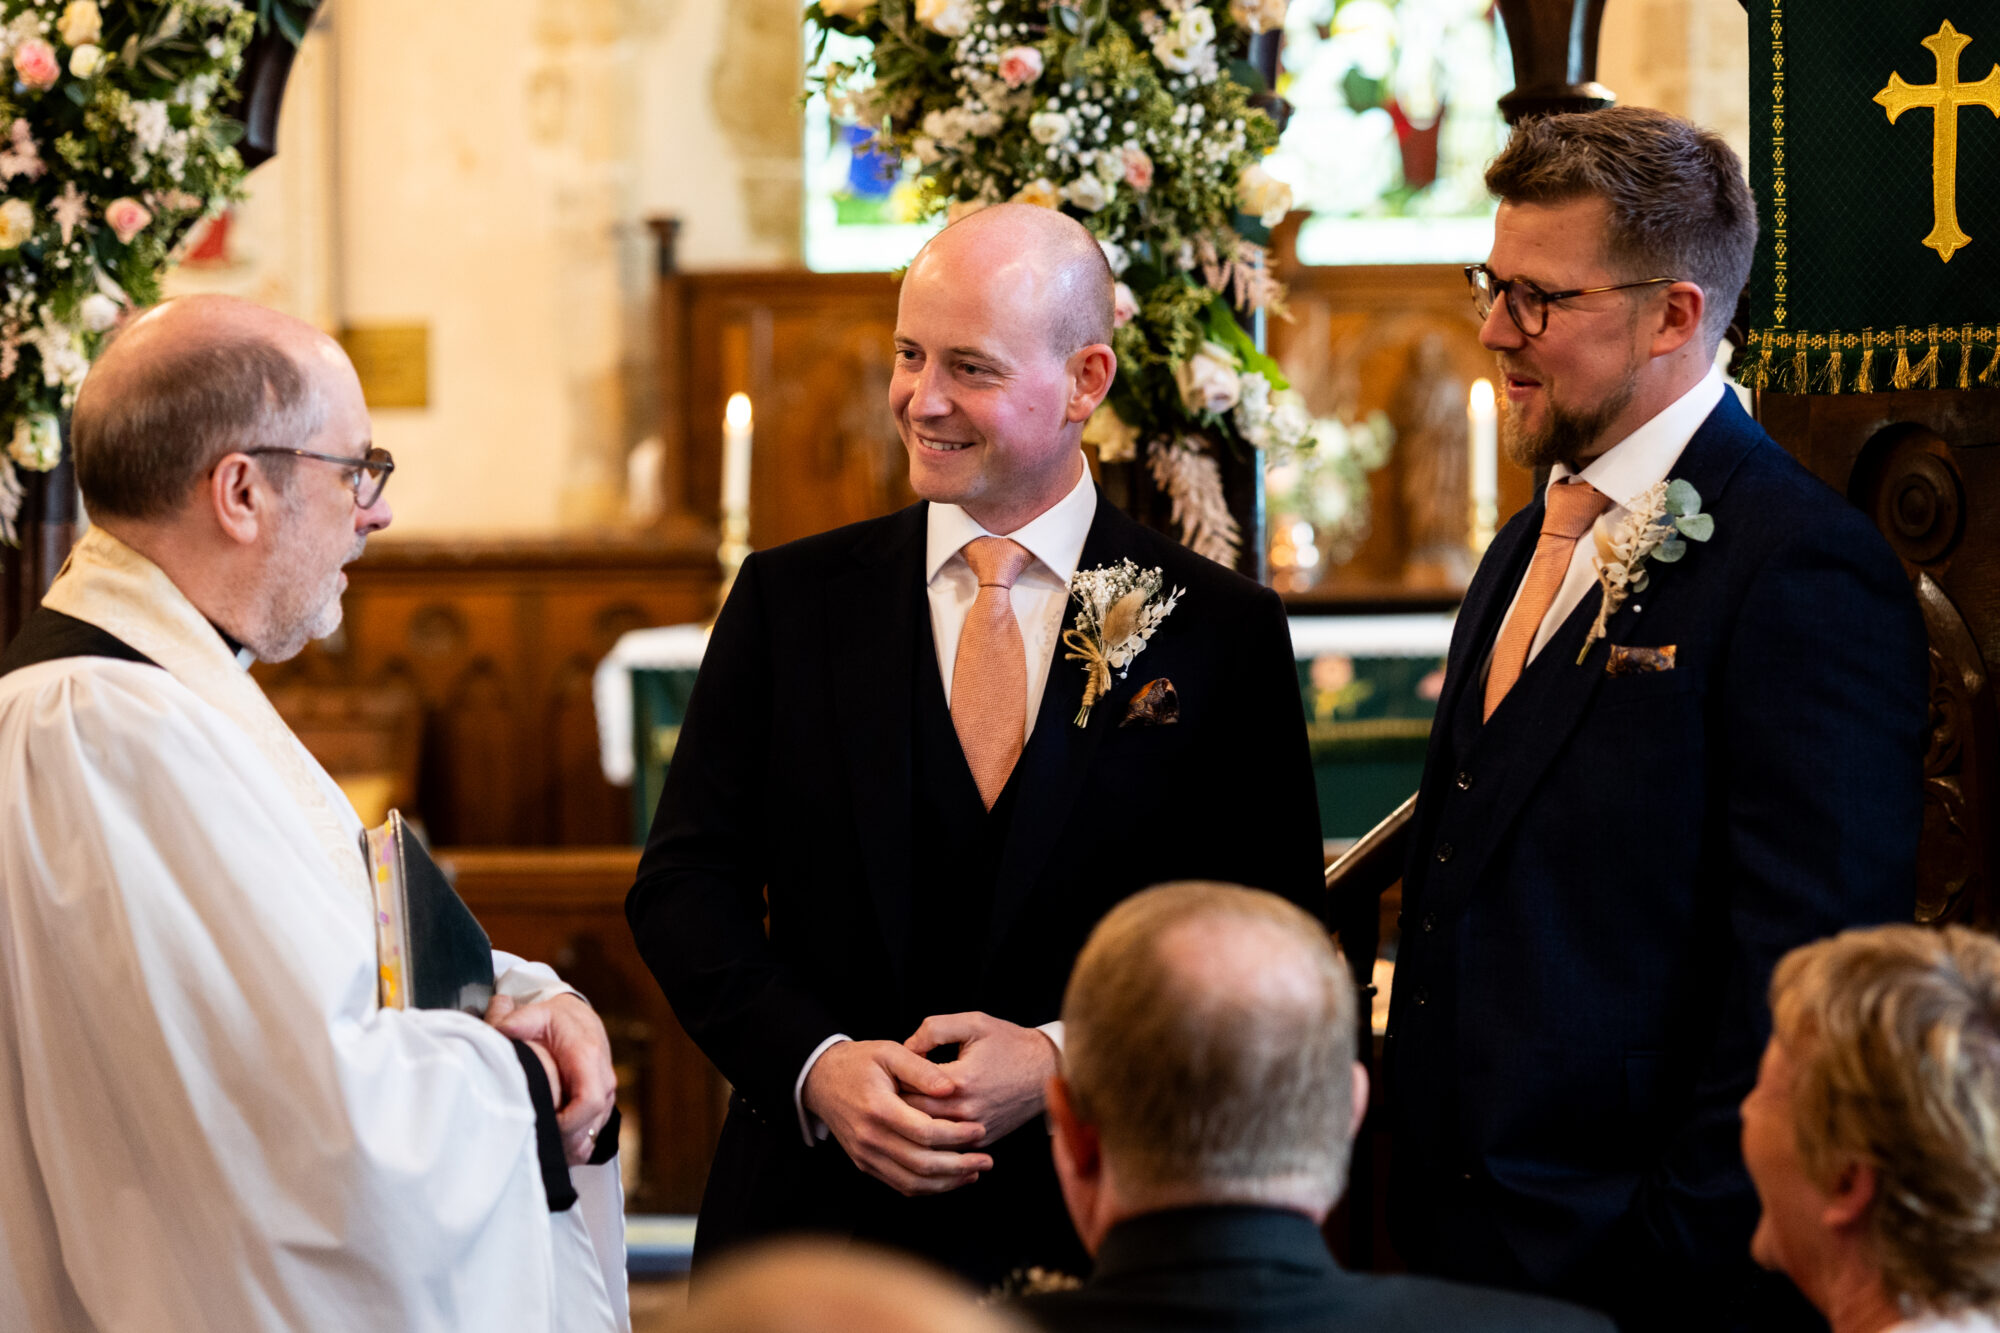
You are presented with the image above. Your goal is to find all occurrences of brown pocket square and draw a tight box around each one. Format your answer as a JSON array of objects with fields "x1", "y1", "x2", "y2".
[
  {"x1": 1606, "y1": 644, "x2": 1677, "y2": 676},
  {"x1": 1121, "y1": 678, "x2": 1179, "y2": 727}
]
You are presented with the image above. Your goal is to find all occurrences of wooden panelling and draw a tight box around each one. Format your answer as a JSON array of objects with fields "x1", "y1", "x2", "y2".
[
  {"x1": 1268, "y1": 246, "x2": 1540, "y2": 603},
  {"x1": 446, "y1": 845, "x2": 728, "y2": 1214},
  {"x1": 257, "y1": 536, "x2": 719, "y2": 846},
  {"x1": 666, "y1": 271, "x2": 914, "y2": 550}
]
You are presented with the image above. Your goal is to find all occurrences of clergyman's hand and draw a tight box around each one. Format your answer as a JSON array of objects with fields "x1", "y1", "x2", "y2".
[
  {"x1": 487, "y1": 992, "x2": 618, "y2": 1165},
  {"x1": 902, "y1": 1012, "x2": 1060, "y2": 1148},
  {"x1": 803, "y1": 1039, "x2": 993, "y2": 1196}
]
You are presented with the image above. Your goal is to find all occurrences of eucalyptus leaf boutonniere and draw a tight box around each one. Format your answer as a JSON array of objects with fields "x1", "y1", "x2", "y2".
[
  {"x1": 1063, "y1": 560, "x2": 1184, "y2": 726},
  {"x1": 1578, "y1": 478, "x2": 1715, "y2": 663}
]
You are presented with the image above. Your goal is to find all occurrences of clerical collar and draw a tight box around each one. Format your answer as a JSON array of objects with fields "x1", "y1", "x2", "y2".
[{"x1": 208, "y1": 621, "x2": 258, "y2": 671}]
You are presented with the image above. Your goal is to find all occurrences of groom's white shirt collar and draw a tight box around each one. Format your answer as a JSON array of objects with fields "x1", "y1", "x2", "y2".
[{"x1": 924, "y1": 454, "x2": 1096, "y2": 586}]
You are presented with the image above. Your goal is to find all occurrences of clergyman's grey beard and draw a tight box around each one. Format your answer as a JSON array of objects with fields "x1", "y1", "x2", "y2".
[
  {"x1": 1501, "y1": 377, "x2": 1636, "y2": 472},
  {"x1": 257, "y1": 526, "x2": 364, "y2": 663}
]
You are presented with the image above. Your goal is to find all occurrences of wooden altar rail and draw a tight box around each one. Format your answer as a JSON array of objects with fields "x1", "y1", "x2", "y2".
[{"x1": 445, "y1": 845, "x2": 727, "y2": 1214}]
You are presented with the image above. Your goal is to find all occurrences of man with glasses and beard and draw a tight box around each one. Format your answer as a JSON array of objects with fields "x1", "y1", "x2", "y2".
[
  {"x1": 1370, "y1": 108, "x2": 1927, "y2": 1332},
  {"x1": 0, "y1": 296, "x2": 627, "y2": 1332}
]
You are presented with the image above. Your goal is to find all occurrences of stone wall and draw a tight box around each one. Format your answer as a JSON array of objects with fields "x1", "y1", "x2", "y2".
[{"x1": 162, "y1": 0, "x2": 1746, "y2": 538}]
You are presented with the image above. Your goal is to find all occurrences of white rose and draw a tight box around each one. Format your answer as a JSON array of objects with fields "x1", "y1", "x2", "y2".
[
  {"x1": 1093, "y1": 149, "x2": 1123, "y2": 184},
  {"x1": 1028, "y1": 109, "x2": 1070, "y2": 145},
  {"x1": 1228, "y1": 0, "x2": 1286, "y2": 32},
  {"x1": 1063, "y1": 173, "x2": 1110, "y2": 212},
  {"x1": 1150, "y1": 26, "x2": 1199, "y2": 73},
  {"x1": 1179, "y1": 6, "x2": 1217, "y2": 46},
  {"x1": 1012, "y1": 177, "x2": 1060, "y2": 208},
  {"x1": 1233, "y1": 371, "x2": 1274, "y2": 446},
  {"x1": 57, "y1": 1, "x2": 101, "y2": 48},
  {"x1": 8, "y1": 414, "x2": 62, "y2": 472},
  {"x1": 1112, "y1": 282, "x2": 1140, "y2": 328},
  {"x1": 78, "y1": 292, "x2": 120, "y2": 332},
  {"x1": 1270, "y1": 394, "x2": 1313, "y2": 449},
  {"x1": 1099, "y1": 238, "x2": 1130, "y2": 276},
  {"x1": 1175, "y1": 341, "x2": 1242, "y2": 415},
  {"x1": 67, "y1": 42, "x2": 101, "y2": 77},
  {"x1": 819, "y1": 0, "x2": 873, "y2": 17},
  {"x1": 1082, "y1": 405, "x2": 1140, "y2": 463},
  {"x1": 0, "y1": 198, "x2": 32, "y2": 250},
  {"x1": 915, "y1": 0, "x2": 973, "y2": 37},
  {"x1": 1237, "y1": 162, "x2": 1294, "y2": 227}
]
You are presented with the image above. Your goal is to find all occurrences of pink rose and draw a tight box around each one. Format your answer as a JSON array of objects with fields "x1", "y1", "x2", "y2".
[
  {"x1": 12, "y1": 38, "x2": 60, "y2": 91},
  {"x1": 996, "y1": 45, "x2": 1043, "y2": 88},
  {"x1": 104, "y1": 196, "x2": 152, "y2": 244},
  {"x1": 1122, "y1": 146, "x2": 1154, "y2": 193},
  {"x1": 1113, "y1": 282, "x2": 1139, "y2": 329}
]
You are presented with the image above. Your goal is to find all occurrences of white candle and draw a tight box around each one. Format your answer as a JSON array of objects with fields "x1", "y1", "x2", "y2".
[
  {"x1": 1468, "y1": 378, "x2": 1498, "y2": 551},
  {"x1": 722, "y1": 393, "x2": 753, "y2": 517}
]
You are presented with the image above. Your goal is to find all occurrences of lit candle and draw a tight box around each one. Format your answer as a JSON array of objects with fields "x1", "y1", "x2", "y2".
[
  {"x1": 1468, "y1": 378, "x2": 1498, "y2": 552},
  {"x1": 722, "y1": 393, "x2": 753, "y2": 517}
]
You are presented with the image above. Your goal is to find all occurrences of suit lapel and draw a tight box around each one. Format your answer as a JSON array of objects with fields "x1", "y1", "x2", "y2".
[
  {"x1": 1452, "y1": 392, "x2": 1765, "y2": 895},
  {"x1": 829, "y1": 506, "x2": 926, "y2": 990},
  {"x1": 984, "y1": 492, "x2": 1133, "y2": 964}
]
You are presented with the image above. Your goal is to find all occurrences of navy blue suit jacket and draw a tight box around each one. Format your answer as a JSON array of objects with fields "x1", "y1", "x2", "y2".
[
  {"x1": 627, "y1": 491, "x2": 1325, "y2": 1282},
  {"x1": 1382, "y1": 392, "x2": 1926, "y2": 1329}
]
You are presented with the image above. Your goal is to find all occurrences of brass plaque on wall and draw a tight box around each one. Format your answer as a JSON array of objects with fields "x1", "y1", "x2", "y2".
[{"x1": 338, "y1": 324, "x2": 430, "y2": 409}]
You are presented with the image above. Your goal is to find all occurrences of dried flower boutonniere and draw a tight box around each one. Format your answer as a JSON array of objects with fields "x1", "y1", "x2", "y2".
[
  {"x1": 1063, "y1": 559, "x2": 1184, "y2": 727},
  {"x1": 1578, "y1": 478, "x2": 1715, "y2": 663}
]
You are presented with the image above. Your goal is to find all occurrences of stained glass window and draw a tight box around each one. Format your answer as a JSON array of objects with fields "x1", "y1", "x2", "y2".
[
  {"x1": 1267, "y1": 0, "x2": 1513, "y2": 265},
  {"x1": 802, "y1": 2, "x2": 1513, "y2": 273}
]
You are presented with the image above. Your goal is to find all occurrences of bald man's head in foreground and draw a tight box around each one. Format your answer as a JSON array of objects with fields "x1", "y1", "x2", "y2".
[
  {"x1": 71, "y1": 294, "x2": 391, "y2": 662},
  {"x1": 893, "y1": 203, "x2": 1117, "y2": 535},
  {"x1": 672, "y1": 1239, "x2": 1033, "y2": 1333},
  {"x1": 1048, "y1": 882, "x2": 1365, "y2": 1255}
]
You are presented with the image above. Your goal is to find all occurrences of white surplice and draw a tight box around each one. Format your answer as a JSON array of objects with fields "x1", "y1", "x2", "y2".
[{"x1": 0, "y1": 528, "x2": 628, "y2": 1333}]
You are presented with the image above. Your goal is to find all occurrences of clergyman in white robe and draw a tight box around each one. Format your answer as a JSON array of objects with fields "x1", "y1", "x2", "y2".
[{"x1": 0, "y1": 527, "x2": 629, "y2": 1333}]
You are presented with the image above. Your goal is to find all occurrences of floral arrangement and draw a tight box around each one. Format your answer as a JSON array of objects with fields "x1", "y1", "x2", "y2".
[
  {"x1": 0, "y1": 0, "x2": 307, "y2": 544},
  {"x1": 1062, "y1": 557, "x2": 1182, "y2": 725},
  {"x1": 1264, "y1": 406, "x2": 1393, "y2": 569},
  {"x1": 808, "y1": 0, "x2": 1313, "y2": 566},
  {"x1": 1579, "y1": 477, "x2": 1713, "y2": 662}
]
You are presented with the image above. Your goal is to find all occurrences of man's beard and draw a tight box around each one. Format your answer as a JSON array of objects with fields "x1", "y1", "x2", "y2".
[
  {"x1": 1501, "y1": 376, "x2": 1636, "y2": 472},
  {"x1": 256, "y1": 522, "x2": 364, "y2": 663}
]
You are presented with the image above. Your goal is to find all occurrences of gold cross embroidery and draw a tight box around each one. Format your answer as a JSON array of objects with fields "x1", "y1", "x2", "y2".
[{"x1": 1875, "y1": 21, "x2": 2000, "y2": 262}]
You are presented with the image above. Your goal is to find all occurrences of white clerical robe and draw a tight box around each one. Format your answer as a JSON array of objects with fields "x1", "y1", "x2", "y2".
[{"x1": 0, "y1": 528, "x2": 628, "y2": 1333}]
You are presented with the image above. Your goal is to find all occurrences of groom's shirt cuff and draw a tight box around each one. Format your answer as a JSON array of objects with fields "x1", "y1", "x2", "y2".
[
  {"x1": 1037, "y1": 1020, "x2": 1064, "y2": 1054},
  {"x1": 795, "y1": 1033, "x2": 852, "y2": 1146}
]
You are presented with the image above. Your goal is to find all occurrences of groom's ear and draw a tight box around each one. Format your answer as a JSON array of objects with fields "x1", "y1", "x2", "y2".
[{"x1": 1065, "y1": 343, "x2": 1118, "y2": 423}]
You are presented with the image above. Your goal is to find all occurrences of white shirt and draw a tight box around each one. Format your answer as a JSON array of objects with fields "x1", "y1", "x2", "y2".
[
  {"x1": 792, "y1": 457, "x2": 1096, "y2": 1143},
  {"x1": 1489, "y1": 366, "x2": 1727, "y2": 671}
]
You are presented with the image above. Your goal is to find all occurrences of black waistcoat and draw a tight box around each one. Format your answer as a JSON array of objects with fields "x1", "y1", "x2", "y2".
[{"x1": 905, "y1": 613, "x2": 1021, "y2": 1022}]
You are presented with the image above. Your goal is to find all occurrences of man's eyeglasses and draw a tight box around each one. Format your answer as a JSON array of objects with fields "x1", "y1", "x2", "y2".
[
  {"x1": 245, "y1": 446, "x2": 395, "y2": 508},
  {"x1": 1464, "y1": 264, "x2": 1679, "y2": 338}
]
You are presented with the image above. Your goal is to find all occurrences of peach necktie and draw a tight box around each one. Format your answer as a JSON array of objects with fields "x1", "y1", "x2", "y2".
[
  {"x1": 952, "y1": 537, "x2": 1035, "y2": 809},
  {"x1": 1483, "y1": 479, "x2": 1612, "y2": 720}
]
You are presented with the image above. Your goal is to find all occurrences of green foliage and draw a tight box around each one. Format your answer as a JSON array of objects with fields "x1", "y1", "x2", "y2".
[
  {"x1": 0, "y1": 0, "x2": 307, "y2": 499},
  {"x1": 807, "y1": 0, "x2": 1294, "y2": 462}
]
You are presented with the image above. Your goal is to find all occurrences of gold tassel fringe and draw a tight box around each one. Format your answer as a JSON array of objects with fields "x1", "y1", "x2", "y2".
[
  {"x1": 1855, "y1": 348, "x2": 1876, "y2": 394},
  {"x1": 1815, "y1": 348, "x2": 1845, "y2": 393}
]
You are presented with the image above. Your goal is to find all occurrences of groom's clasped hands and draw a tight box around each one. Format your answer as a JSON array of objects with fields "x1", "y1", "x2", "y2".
[{"x1": 800, "y1": 1011, "x2": 1063, "y2": 1197}]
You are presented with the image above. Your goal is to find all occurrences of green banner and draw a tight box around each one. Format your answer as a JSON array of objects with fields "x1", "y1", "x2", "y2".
[{"x1": 1746, "y1": 1, "x2": 2000, "y2": 393}]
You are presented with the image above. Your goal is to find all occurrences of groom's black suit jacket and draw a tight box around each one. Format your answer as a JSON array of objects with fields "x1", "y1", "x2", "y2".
[
  {"x1": 1381, "y1": 391, "x2": 1927, "y2": 1331},
  {"x1": 627, "y1": 489, "x2": 1324, "y2": 1282}
]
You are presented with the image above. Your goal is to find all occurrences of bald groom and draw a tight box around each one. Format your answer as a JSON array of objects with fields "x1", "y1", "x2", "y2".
[{"x1": 626, "y1": 204, "x2": 1325, "y2": 1282}]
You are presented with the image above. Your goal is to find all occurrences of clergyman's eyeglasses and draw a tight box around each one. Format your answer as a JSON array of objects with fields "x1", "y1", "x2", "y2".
[{"x1": 244, "y1": 446, "x2": 395, "y2": 508}]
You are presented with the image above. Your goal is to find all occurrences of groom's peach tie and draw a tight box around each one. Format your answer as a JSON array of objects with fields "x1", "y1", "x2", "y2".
[
  {"x1": 1483, "y1": 478, "x2": 1612, "y2": 720},
  {"x1": 952, "y1": 537, "x2": 1035, "y2": 809}
]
